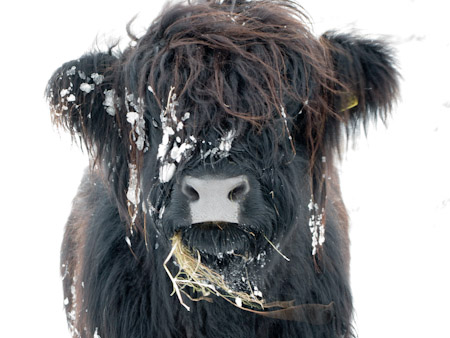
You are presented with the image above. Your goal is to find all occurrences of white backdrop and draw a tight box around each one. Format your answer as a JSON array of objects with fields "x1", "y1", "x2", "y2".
[{"x1": 1, "y1": 1, "x2": 449, "y2": 337}]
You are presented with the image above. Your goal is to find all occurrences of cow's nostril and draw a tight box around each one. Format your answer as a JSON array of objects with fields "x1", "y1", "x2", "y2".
[
  {"x1": 181, "y1": 182, "x2": 200, "y2": 202},
  {"x1": 228, "y1": 181, "x2": 250, "y2": 202}
]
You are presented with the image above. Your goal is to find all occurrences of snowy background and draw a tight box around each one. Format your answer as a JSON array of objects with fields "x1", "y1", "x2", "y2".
[{"x1": 1, "y1": 0, "x2": 449, "y2": 337}]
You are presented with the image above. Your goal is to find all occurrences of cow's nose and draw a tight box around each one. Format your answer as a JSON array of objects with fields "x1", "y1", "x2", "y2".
[{"x1": 181, "y1": 175, "x2": 250, "y2": 224}]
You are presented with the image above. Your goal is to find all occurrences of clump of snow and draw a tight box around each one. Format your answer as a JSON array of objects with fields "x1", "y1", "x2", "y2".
[
  {"x1": 125, "y1": 89, "x2": 147, "y2": 152},
  {"x1": 157, "y1": 87, "x2": 195, "y2": 183},
  {"x1": 103, "y1": 89, "x2": 117, "y2": 116},
  {"x1": 181, "y1": 112, "x2": 190, "y2": 121},
  {"x1": 66, "y1": 66, "x2": 76, "y2": 76},
  {"x1": 280, "y1": 107, "x2": 289, "y2": 130},
  {"x1": 158, "y1": 205, "x2": 166, "y2": 219},
  {"x1": 91, "y1": 73, "x2": 104, "y2": 85},
  {"x1": 126, "y1": 112, "x2": 139, "y2": 124},
  {"x1": 126, "y1": 163, "x2": 141, "y2": 234},
  {"x1": 253, "y1": 285, "x2": 263, "y2": 298},
  {"x1": 125, "y1": 236, "x2": 132, "y2": 248},
  {"x1": 67, "y1": 276, "x2": 80, "y2": 337},
  {"x1": 80, "y1": 83, "x2": 94, "y2": 94},
  {"x1": 308, "y1": 197, "x2": 326, "y2": 256},
  {"x1": 255, "y1": 250, "x2": 268, "y2": 268},
  {"x1": 199, "y1": 130, "x2": 236, "y2": 161},
  {"x1": 201, "y1": 147, "x2": 218, "y2": 160},
  {"x1": 159, "y1": 162, "x2": 177, "y2": 183},
  {"x1": 126, "y1": 163, "x2": 140, "y2": 206},
  {"x1": 219, "y1": 129, "x2": 236, "y2": 153},
  {"x1": 51, "y1": 81, "x2": 75, "y2": 115},
  {"x1": 60, "y1": 89, "x2": 70, "y2": 97},
  {"x1": 93, "y1": 328, "x2": 101, "y2": 338},
  {"x1": 127, "y1": 111, "x2": 146, "y2": 151},
  {"x1": 157, "y1": 125, "x2": 175, "y2": 161},
  {"x1": 78, "y1": 70, "x2": 86, "y2": 80}
]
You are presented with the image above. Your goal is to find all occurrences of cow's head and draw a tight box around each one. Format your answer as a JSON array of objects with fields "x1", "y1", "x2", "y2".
[{"x1": 47, "y1": 0, "x2": 398, "y2": 315}]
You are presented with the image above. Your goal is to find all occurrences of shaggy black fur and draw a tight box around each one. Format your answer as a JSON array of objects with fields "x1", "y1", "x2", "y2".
[{"x1": 47, "y1": 1, "x2": 399, "y2": 337}]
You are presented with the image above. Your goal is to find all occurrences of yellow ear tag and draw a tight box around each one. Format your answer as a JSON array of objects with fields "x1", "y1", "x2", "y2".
[{"x1": 340, "y1": 95, "x2": 358, "y2": 112}]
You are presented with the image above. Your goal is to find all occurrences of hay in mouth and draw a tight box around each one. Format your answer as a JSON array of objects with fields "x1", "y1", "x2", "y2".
[{"x1": 164, "y1": 232, "x2": 266, "y2": 312}]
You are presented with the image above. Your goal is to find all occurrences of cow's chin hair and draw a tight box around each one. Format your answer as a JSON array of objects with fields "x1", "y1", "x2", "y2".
[{"x1": 180, "y1": 222, "x2": 257, "y2": 257}]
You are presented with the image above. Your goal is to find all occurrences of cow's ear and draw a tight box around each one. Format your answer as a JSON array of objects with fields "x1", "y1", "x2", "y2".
[
  {"x1": 46, "y1": 52, "x2": 119, "y2": 156},
  {"x1": 321, "y1": 32, "x2": 400, "y2": 133}
]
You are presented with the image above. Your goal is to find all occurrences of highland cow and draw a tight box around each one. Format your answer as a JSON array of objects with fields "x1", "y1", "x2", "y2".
[{"x1": 47, "y1": 0, "x2": 399, "y2": 337}]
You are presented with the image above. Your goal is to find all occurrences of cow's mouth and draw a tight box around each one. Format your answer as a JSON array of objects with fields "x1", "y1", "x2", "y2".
[
  {"x1": 179, "y1": 222, "x2": 257, "y2": 267},
  {"x1": 168, "y1": 224, "x2": 269, "y2": 308}
]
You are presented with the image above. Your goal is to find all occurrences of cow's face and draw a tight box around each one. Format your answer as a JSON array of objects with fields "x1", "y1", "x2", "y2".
[{"x1": 138, "y1": 88, "x2": 310, "y2": 292}]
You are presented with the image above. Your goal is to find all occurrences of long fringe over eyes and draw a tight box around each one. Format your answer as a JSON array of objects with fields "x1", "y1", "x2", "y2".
[{"x1": 119, "y1": 0, "x2": 348, "y2": 238}]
